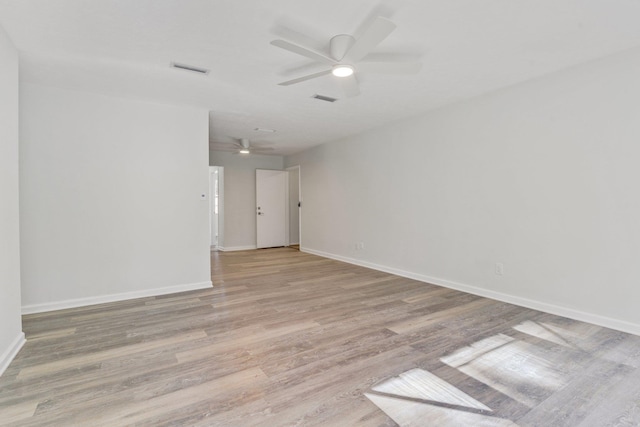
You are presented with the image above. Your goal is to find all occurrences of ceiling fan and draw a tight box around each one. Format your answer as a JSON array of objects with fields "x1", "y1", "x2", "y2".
[
  {"x1": 209, "y1": 138, "x2": 274, "y2": 155},
  {"x1": 270, "y1": 16, "x2": 422, "y2": 98}
]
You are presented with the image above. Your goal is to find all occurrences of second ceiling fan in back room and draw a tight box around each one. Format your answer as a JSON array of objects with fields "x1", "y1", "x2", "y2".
[
  {"x1": 270, "y1": 15, "x2": 422, "y2": 98},
  {"x1": 209, "y1": 138, "x2": 274, "y2": 155}
]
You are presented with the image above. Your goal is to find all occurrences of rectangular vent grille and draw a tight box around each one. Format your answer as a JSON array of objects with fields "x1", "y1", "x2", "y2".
[
  {"x1": 312, "y1": 94, "x2": 338, "y2": 103},
  {"x1": 170, "y1": 62, "x2": 210, "y2": 75}
]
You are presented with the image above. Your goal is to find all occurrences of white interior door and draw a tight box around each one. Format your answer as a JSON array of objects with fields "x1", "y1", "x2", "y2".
[{"x1": 256, "y1": 169, "x2": 287, "y2": 249}]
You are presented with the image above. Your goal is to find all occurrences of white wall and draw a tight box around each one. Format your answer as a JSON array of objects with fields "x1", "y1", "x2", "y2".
[
  {"x1": 20, "y1": 84, "x2": 211, "y2": 312},
  {"x1": 0, "y1": 24, "x2": 24, "y2": 375},
  {"x1": 209, "y1": 150, "x2": 283, "y2": 250},
  {"x1": 287, "y1": 46, "x2": 640, "y2": 335}
]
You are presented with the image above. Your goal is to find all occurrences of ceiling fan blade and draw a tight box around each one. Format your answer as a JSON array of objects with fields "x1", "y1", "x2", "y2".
[
  {"x1": 209, "y1": 143, "x2": 239, "y2": 152},
  {"x1": 271, "y1": 40, "x2": 336, "y2": 65},
  {"x1": 344, "y1": 17, "x2": 396, "y2": 63},
  {"x1": 278, "y1": 69, "x2": 332, "y2": 86},
  {"x1": 358, "y1": 61, "x2": 422, "y2": 74},
  {"x1": 340, "y1": 74, "x2": 360, "y2": 98},
  {"x1": 250, "y1": 141, "x2": 275, "y2": 147}
]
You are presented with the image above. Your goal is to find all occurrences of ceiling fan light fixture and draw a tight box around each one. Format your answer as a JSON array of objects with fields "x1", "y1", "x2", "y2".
[
  {"x1": 239, "y1": 149, "x2": 250, "y2": 154},
  {"x1": 332, "y1": 64, "x2": 354, "y2": 77}
]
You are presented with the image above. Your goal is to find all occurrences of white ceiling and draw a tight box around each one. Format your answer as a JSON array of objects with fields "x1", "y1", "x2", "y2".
[{"x1": 2, "y1": 0, "x2": 640, "y2": 155}]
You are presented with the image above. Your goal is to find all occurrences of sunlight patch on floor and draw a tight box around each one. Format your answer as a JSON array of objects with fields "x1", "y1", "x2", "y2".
[
  {"x1": 513, "y1": 321, "x2": 574, "y2": 348},
  {"x1": 371, "y1": 368, "x2": 491, "y2": 411},
  {"x1": 365, "y1": 393, "x2": 519, "y2": 427},
  {"x1": 440, "y1": 334, "x2": 567, "y2": 407},
  {"x1": 366, "y1": 368, "x2": 518, "y2": 427},
  {"x1": 538, "y1": 321, "x2": 602, "y2": 349}
]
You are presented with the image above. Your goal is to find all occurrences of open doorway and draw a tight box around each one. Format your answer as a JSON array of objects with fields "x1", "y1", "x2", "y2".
[
  {"x1": 209, "y1": 166, "x2": 223, "y2": 250},
  {"x1": 287, "y1": 165, "x2": 301, "y2": 250}
]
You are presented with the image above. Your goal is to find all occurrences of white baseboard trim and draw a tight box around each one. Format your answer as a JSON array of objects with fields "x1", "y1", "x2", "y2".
[
  {"x1": 22, "y1": 281, "x2": 213, "y2": 315},
  {"x1": 219, "y1": 245, "x2": 257, "y2": 252},
  {"x1": 301, "y1": 247, "x2": 640, "y2": 336},
  {"x1": 0, "y1": 332, "x2": 26, "y2": 377}
]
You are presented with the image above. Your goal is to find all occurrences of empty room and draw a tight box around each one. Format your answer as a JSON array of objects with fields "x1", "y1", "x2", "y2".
[{"x1": 2, "y1": 1, "x2": 640, "y2": 426}]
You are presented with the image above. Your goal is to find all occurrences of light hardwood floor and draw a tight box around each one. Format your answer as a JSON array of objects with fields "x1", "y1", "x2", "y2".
[{"x1": 2, "y1": 248, "x2": 640, "y2": 426}]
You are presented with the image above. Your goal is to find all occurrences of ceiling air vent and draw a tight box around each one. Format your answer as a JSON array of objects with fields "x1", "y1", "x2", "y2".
[
  {"x1": 312, "y1": 94, "x2": 338, "y2": 103},
  {"x1": 170, "y1": 62, "x2": 210, "y2": 75}
]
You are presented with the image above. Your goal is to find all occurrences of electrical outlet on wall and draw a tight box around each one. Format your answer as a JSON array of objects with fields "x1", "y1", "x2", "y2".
[
  {"x1": 495, "y1": 262, "x2": 504, "y2": 276},
  {"x1": 355, "y1": 242, "x2": 365, "y2": 251}
]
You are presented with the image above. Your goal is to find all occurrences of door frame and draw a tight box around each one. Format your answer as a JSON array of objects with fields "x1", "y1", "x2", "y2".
[
  {"x1": 209, "y1": 166, "x2": 223, "y2": 250},
  {"x1": 286, "y1": 165, "x2": 301, "y2": 249}
]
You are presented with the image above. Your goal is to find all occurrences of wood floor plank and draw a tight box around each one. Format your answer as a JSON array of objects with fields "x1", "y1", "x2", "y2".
[
  {"x1": 91, "y1": 367, "x2": 268, "y2": 427},
  {"x1": 0, "y1": 401, "x2": 38, "y2": 426},
  {"x1": 1, "y1": 247, "x2": 639, "y2": 426},
  {"x1": 387, "y1": 297, "x2": 496, "y2": 334},
  {"x1": 16, "y1": 330, "x2": 207, "y2": 380}
]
